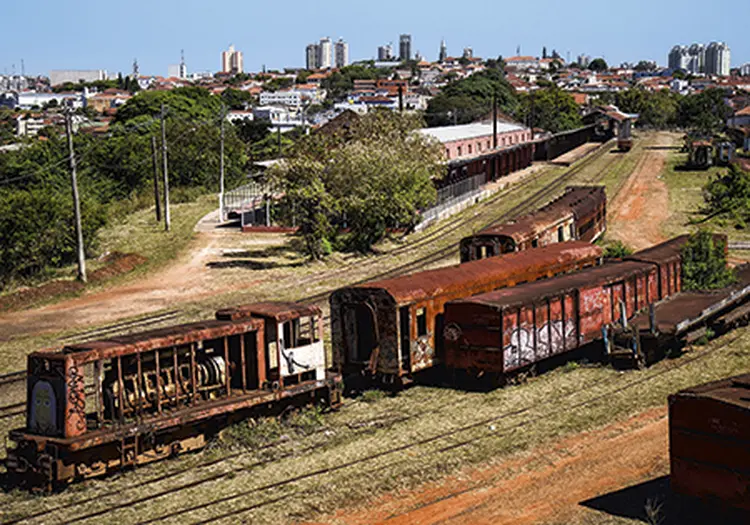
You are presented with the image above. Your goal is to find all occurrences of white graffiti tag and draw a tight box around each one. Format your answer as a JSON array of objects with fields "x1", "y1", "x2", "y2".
[{"x1": 503, "y1": 319, "x2": 576, "y2": 370}]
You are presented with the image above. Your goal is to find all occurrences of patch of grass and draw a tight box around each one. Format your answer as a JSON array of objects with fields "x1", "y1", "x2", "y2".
[
  {"x1": 360, "y1": 390, "x2": 387, "y2": 403},
  {"x1": 219, "y1": 417, "x2": 285, "y2": 449}
]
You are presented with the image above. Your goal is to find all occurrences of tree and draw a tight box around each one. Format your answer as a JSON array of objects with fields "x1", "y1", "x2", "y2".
[
  {"x1": 221, "y1": 87, "x2": 254, "y2": 110},
  {"x1": 681, "y1": 230, "x2": 736, "y2": 290},
  {"x1": 588, "y1": 58, "x2": 608, "y2": 72},
  {"x1": 615, "y1": 88, "x2": 680, "y2": 129},
  {"x1": 634, "y1": 60, "x2": 657, "y2": 72},
  {"x1": 234, "y1": 118, "x2": 270, "y2": 145},
  {"x1": 424, "y1": 68, "x2": 518, "y2": 127},
  {"x1": 516, "y1": 88, "x2": 582, "y2": 133},
  {"x1": 703, "y1": 163, "x2": 750, "y2": 225},
  {"x1": 677, "y1": 88, "x2": 732, "y2": 134},
  {"x1": 269, "y1": 112, "x2": 441, "y2": 258}
]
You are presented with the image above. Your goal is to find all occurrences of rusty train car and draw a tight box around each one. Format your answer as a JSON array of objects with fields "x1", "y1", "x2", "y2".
[
  {"x1": 7, "y1": 303, "x2": 341, "y2": 488},
  {"x1": 330, "y1": 241, "x2": 602, "y2": 387},
  {"x1": 669, "y1": 373, "x2": 750, "y2": 514},
  {"x1": 460, "y1": 186, "x2": 606, "y2": 263},
  {"x1": 443, "y1": 236, "x2": 694, "y2": 377}
]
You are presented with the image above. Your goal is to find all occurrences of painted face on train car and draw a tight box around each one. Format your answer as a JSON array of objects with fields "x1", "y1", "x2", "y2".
[{"x1": 29, "y1": 380, "x2": 58, "y2": 435}]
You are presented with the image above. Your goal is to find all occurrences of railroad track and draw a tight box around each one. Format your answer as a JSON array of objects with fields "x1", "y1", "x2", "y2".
[{"x1": 43, "y1": 329, "x2": 745, "y2": 525}]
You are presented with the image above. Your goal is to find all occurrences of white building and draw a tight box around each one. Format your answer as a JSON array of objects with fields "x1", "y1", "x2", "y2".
[
  {"x1": 335, "y1": 38, "x2": 349, "y2": 68},
  {"x1": 221, "y1": 45, "x2": 244, "y2": 75},
  {"x1": 49, "y1": 69, "x2": 107, "y2": 86},
  {"x1": 259, "y1": 90, "x2": 302, "y2": 107},
  {"x1": 741, "y1": 63, "x2": 750, "y2": 77},
  {"x1": 378, "y1": 44, "x2": 393, "y2": 61},
  {"x1": 253, "y1": 106, "x2": 303, "y2": 132},
  {"x1": 318, "y1": 37, "x2": 333, "y2": 69},
  {"x1": 16, "y1": 91, "x2": 85, "y2": 110},
  {"x1": 705, "y1": 42, "x2": 731, "y2": 76}
]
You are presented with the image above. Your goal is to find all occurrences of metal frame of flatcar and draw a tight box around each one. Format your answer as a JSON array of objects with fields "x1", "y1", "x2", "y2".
[
  {"x1": 330, "y1": 242, "x2": 603, "y2": 386},
  {"x1": 7, "y1": 315, "x2": 341, "y2": 487}
]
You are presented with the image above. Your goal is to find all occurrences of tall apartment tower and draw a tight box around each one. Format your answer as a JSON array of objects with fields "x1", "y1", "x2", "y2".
[
  {"x1": 334, "y1": 38, "x2": 349, "y2": 68},
  {"x1": 179, "y1": 49, "x2": 187, "y2": 79},
  {"x1": 399, "y1": 34, "x2": 412, "y2": 61},
  {"x1": 705, "y1": 42, "x2": 731, "y2": 76},
  {"x1": 318, "y1": 37, "x2": 333, "y2": 69},
  {"x1": 306, "y1": 44, "x2": 320, "y2": 70},
  {"x1": 463, "y1": 47, "x2": 473, "y2": 60},
  {"x1": 439, "y1": 39, "x2": 447, "y2": 62},
  {"x1": 221, "y1": 45, "x2": 243, "y2": 75},
  {"x1": 378, "y1": 43, "x2": 393, "y2": 61}
]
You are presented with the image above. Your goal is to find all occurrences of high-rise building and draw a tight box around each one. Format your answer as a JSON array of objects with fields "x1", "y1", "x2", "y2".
[
  {"x1": 318, "y1": 37, "x2": 333, "y2": 69},
  {"x1": 179, "y1": 49, "x2": 188, "y2": 79},
  {"x1": 741, "y1": 63, "x2": 750, "y2": 77},
  {"x1": 378, "y1": 44, "x2": 393, "y2": 61},
  {"x1": 221, "y1": 45, "x2": 243, "y2": 75},
  {"x1": 399, "y1": 34, "x2": 412, "y2": 61},
  {"x1": 439, "y1": 39, "x2": 447, "y2": 62},
  {"x1": 334, "y1": 38, "x2": 349, "y2": 68},
  {"x1": 705, "y1": 42, "x2": 731, "y2": 76},
  {"x1": 306, "y1": 44, "x2": 320, "y2": 70},
  {"x1": 463, "y1": 47, "x2": 473, "y2": 60},
  {"x1": 577, "y1": 54, "x2": 591, "y2": 68}
]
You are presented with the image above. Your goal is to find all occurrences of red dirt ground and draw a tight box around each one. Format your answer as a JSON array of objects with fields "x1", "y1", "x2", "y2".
[
  {"x1": 314, "y1": 408, "x2": 669, "y2": 525},
  {"x1": 607, "y1": 133, "x2": 674, "y2": 251}
]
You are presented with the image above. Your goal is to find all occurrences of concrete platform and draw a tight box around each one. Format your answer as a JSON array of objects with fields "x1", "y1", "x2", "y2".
[{"x1": 549, "y1": 142, "x2": 603, "y2": 167}]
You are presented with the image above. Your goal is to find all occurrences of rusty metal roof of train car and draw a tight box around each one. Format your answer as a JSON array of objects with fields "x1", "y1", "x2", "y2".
[
  {"x1": 215, "y1": 302, "x2": 321, "y2": 322},
  {"x1": 624, "y1": 235, "x2": 690, "y2": 264},
  {"x1": 453, "y1": 261, "x2": 652, "y2": 309},
  {"x1": 471, "y1": 186, "x2": 605, "y2": 239},
  {"x1": 349, "y1": 241, "x2": 602, "y2": 303},
  {"x1": 671, "y1": 372, "x2": 750, "y2": 410},
  {"x1": 37, "y1": 319, "x2": 264, "y2": 363}
]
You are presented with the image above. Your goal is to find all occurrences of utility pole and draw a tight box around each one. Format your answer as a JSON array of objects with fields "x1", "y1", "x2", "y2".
[
  {"x1": 492, "y1": 93, "x2": 498, "y2": 149},
  {"x1": 65, "y1": 110, "x2": 87, "y2": 283},
  {"x1": 151, "y1": 135, "x2": 161, "y2": 222},
  {"x1": 160, "y1": 103, "x2": 171, "y2": 231},
  {"x1": 219, "y1": 104, "x2": 226, "y2": 223}
]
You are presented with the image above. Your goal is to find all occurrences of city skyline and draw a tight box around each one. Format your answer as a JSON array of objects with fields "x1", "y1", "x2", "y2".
[{"x1": 0, "y1": 0, "x2": 747, "y2": 76}]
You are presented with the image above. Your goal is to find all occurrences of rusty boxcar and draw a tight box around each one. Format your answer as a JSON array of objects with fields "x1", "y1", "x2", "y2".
[
  {"x1": 669, "y1": 373, "x2": 750, "y2": 514},
  {"x1": 330, "y1": 241, "x2": 602, "y2": 387},
  {"x1": 460, "y1": 186, "x2": 606, "y2": 262},
  {"x1": 442, "y1": 260, "x2": 660, "y2": 375},
  {"x1": 7, "y1": 303, "x2": 341, "y2": 488},
  {"x1": 443, "y1": 236, "x2": 703, "y2": 376}
]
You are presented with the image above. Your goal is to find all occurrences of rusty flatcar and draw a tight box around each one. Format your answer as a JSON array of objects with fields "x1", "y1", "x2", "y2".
[
  {"x1": 330, "y1": 241, "x2": 602, "y2": 387},
  {"x1": 669, "y1": 373, "x2": 750, "y2": 514},
  {"x1": 7, "y1": 303, "x2": 341, "y2": 488},
  {"x1": 443, "y1": 236, "x2": 696, "y2": 376},
  {"x1": 460, "y1": 186, "x2": 606, "y2": 262}
]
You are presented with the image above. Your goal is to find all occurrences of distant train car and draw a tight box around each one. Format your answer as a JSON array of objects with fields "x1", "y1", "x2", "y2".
[
  {"x1": 7, "y1": 303, "x2": 340, "y2": 488},
  {"x1": 443, "y1": 236, "x2": 696, "y2": 378},
  {"x1": 460, "y1": 186, "x2": 606, "y2": 263},
  {"x1": 330, "y1": 241, "x2": 602, "y2": 387},
  {"x1": 670, "y1": 373, "x2": 750, "y2": 514}
]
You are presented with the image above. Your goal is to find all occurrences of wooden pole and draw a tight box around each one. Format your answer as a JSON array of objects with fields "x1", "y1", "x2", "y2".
[
  {"x1": 151, "y1": 135, "x2": 161, "y2": 222},
  {"x1": 160, "y1": 103, "x2": 171, "y2": 231},
  {"x1": 65, "y1": 110, "x2": 87, "y2": 282}
]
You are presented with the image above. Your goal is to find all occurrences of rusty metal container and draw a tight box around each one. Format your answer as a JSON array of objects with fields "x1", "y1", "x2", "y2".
[
  {"x1": 443, "y1": 260, "x2": 657, "y2": 374},
  {"x1": 669, "y1": 374, "x2": 750, "y2": 512},
  {"x1": 460, "y1": 186, "x2": 606, "y2": 262},
  {"x1": 330, "y1": 241, "x2": 602, "y2": 382}
]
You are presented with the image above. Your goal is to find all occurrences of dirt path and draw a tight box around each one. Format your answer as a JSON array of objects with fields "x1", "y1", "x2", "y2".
[
  {"x1": 317, "y1": 408, "x2": 668, "y2": 525},
  {"x1": 607, "y1": 133, "x2": 675, "y2": 251},
  {"x1": 0, "y1": 212, "x2": 272, "y2": 342}
]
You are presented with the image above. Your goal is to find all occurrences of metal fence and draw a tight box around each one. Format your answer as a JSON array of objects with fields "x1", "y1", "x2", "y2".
[
  {"x1": 418, "y1": 173, "x2": 487, "y2": 227},
  {"x1": 222, "y1": 181, "x2": 275, "y2": 224}
]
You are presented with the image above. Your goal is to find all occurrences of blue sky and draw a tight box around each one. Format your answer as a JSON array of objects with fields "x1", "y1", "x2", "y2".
[{"x1": 2, "y1": 0, "x2": 747, "y2": 77}]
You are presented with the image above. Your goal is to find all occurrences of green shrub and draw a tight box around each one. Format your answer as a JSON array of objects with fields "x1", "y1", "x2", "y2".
[
  {"x1": 681, "y1": 230, "x2": 736, "y2": 290},
  {"x1": 602, "y1": 240, "x2": 634, "y2": 259}
]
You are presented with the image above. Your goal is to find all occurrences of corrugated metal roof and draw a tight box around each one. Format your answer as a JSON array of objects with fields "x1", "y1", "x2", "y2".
[
  {"x1": 418, "y1": 120, "x2": 526, "y2": 144},
  {"x1": 216, "y1": 302, "x2": 321, "y2": 322},
  {"x1": 455, "y1": 261, "x2": 652, "y2": 309},
  {"x1": 354, "y1": 241, "x2": 602, "y2": 303}
]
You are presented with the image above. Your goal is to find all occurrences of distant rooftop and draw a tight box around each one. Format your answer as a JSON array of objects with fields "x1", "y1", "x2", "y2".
[{"x1": 417, "y1": 120, "x2": 525, "y2": 143}]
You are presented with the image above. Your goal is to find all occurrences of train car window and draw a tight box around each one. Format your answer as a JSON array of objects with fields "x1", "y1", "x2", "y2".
[
  {"x1": 268, "y1": 341, "x2": 279, "y2": 369},
  {"x1": 297, "y1": 317, "x2": 312, "y2": 346},
  {"x1": 558, "y1": 226, "x2": 564, "y2": 242},
  {"x1": 416, "y1": 307, "x2": 427, "y2": 337},
  {"x1": 311, "y1": 316, "x2": 320, "y2": 342},
  {"x1": 531, "y1": 239, "x2": 539, "y2": 248},
  {"x1": 399, "y1": 307, "x2": 411, "y2": 358}
]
